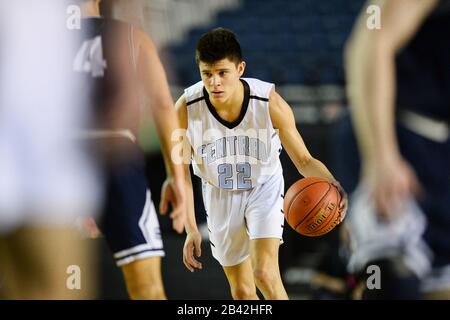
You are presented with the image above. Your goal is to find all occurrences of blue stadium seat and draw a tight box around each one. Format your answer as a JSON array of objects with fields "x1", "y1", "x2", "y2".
[{"x1": 164, "y1": 0, "x2": 365, "y2": 86}]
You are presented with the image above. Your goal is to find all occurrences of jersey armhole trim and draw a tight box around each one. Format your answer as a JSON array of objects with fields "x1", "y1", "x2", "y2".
[
  {"x1": 186, "y1": 96, "x2": 205, "y2": 106},
  {"x1": 249, "y1": 95, "x2": 269, "y2": 102},
  {"x1": 266, "y1": 85, "x2": 279, "y2": 138},
  {"x1": 184, "y1": 96, "x2": 194, "y2": 162}
]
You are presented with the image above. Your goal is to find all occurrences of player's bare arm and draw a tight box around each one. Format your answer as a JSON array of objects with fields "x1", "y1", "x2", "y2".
[
  {"x1": 269, "y1": 89, "x2": 333, "y2": 181},
  {"x1": 135, "y1": 28, "x2": 186, "y2": 233},
  {"x1": 269, "y1": 89, "x2": 347, "y2": 212},
  {"x1": 346, "y1": 0, "x2": 437, "y2": 164},
  {"x1": 175, "y1": 94, "x2": 203, "y2": 272},
  {"x1": 345, "y1": 0, "x2": 436, "y2": 217}
]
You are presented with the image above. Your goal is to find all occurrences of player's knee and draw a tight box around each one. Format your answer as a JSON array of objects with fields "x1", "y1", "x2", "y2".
[
  {"x1": 253, "y1": 267, "x2": 276, "y2": 289},
  {"x1": 231, "y1": 284, "x2": 257, "y2": 300},
  {"x1": 360, "y1": 258, "x2": 421, "y2": 300},
  {"x1": 127, "y1": 282, "x2": 166, "y2": 300},
  {"x1": 121, "y1": 258, "x2": 166, "y2": 300}
]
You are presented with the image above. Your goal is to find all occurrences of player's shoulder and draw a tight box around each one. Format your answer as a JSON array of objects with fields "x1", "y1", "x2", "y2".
[
  {"x1": 174, "y1": 94, "x2": 188, "y2": 127},
  {"x1": 175, "y1": 94, "x2": 187, "y2": 111},
  {"x1": 242, "y1": 77, "x2": 274, "y2": 99},
  {"x1": 184, "y1": 80, "x2": 205, "y2": 104},
  {"x1": 242, "y1": 77, "x2": 273, "y2": 87}
]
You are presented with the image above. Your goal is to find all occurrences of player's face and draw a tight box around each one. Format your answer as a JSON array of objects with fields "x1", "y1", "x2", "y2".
[{"x1": 199, "y1": 58, "x2": 245, "y2": 104}]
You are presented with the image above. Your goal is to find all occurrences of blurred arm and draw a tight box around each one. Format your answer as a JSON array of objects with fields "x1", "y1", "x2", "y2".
[
  {"x1": 176, "y1": 95, "x2": 203, "y2": 272},
  {"x1": 135, "y1": 28, "x2": 184, "y2": 181},
  {"x1": 135, "y1": 28, "x2": 186, "y2": 232},
  {"x1": 345, "y1": 0, "x2": 437, "y2": 217},
  {"x1": 345, "y1": 0, "x2": 438, "y2": 169}
]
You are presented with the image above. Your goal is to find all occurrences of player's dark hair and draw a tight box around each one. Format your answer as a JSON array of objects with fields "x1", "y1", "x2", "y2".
[{"x1": 195, "y1": 28, "x2": 242, "y2": 65}]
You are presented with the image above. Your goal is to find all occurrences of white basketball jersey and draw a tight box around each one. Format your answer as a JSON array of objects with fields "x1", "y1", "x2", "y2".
[{"x1": 185, "y1": 78, "x2": 282, "y2": 190}]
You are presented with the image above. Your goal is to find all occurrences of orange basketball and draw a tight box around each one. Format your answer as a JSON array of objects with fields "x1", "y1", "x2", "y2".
[{"x1": 284, "y1": 177, "x2": 343, "y2": 237}]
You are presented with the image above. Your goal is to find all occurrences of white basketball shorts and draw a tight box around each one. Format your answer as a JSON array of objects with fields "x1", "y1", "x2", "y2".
[
  {"x1": 201, "y1": 167, "x2": 285, "y2": 266},
  {"x1": 345, "y1": 185, "x2": 432, "y2": 278}
]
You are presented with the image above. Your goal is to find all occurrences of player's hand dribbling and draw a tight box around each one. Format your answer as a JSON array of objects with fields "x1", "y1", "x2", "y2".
[
  {"x1": 160, "y1": 176, "x2": 187, "y2": 234},
  {"x1": 331, "y1": 180, "x2": 348, "y2": 222},
  {"x1": 183, "y1": 231, "x2": 202, "y2": 272}
]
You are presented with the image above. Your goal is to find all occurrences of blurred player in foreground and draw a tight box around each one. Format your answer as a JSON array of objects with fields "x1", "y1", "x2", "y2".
[
  {"x1": 74, "y1": 0, "x2": 186, "y2": 299},
  {"x1": 345, "y1": 0, "x2": 450, "y2": 299},
  {"x1": 0, "y1": 0, "x2": 101, "y2": 299}
]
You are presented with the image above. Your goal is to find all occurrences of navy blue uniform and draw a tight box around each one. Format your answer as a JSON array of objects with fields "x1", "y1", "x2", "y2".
[
  {"x1": 395, "y1": 0, "x2": 450, "y2": 271},
  {"x1": 73, "y1": 17, "x2": 164, "y2": 266},
  {"x1": 100, "y1": 146, "x2": 164, "y2": 266}
]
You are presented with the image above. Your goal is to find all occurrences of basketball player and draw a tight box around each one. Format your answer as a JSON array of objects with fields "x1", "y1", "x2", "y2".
[
  {"x1": 345, "y1": 0, "x2": 450, "y2": 299},
  {"x1": 74, "y1": 0, "x2": 186, "y2": 299},
  {"x1": 0, "y1": 0, "x2": 101, "y2": 299},
  {"x1": 174, "y1": 28, "x2": 348, "y2": 300}
]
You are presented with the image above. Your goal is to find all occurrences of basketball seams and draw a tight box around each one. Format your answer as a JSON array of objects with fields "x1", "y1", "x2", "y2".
[
  {"x1": 294, "y1": 185, "x2": 330, "y2": 231},
  {"x1": 284, "y1": 178, "x2": 344, "y2": 237},
  {"x1": 291, "y1": 183, "x2": 331, "y2": 230},
  {"x1": 313, "y1": 207, "x2": 341, "y2": 236},
  {"x1": 303, "y1": 186, "x2": 341, "y2": 235},
  {"x1": 285, "y1": 180, "x2": 327, "y2": 223},
  {"x1": 307, "y1": 187, "x2": 343, "y2": 236}
]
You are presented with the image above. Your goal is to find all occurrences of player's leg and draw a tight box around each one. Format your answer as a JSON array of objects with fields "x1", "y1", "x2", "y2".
[
  {"x1": 250, "y1": 238, "x2": 288, "y2": 300},
  {"x1": 201, "y1": 180, "x2": 258, "y2": 300},
  {"x1": 102, "y1": 189, "x2": 166, "y2": 300},
  {"x1": 121, "y1": 256, "x2": 166, "y2": 300},
  {"x1": 398, "y1": 127, "x2": 450, "y2": 299},
  {"x1": 245, "y1": 168, "x2": 287, "y2": 300},
  {"x1": 101, "y1": 170, "x2": 166, "y2": 299},
  {"x1": 223, "y1": 258, "x2": 259, "y2": 300},
  {"x1": 0, "y1": 226, "x2": 97, "y2": 299},
  {"x1": 0, "y1": 234, "x2": 19, "y2": 298},
  {"x1": 100, "y1": 149, "x2": 166, "y2": 300}
]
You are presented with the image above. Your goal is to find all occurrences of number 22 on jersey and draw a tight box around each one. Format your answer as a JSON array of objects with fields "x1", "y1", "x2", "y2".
[{"x1": 218, "y1": 163, "x2": 252, "y2": 189}]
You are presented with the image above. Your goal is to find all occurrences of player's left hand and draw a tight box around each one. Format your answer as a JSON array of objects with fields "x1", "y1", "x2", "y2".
[
  {"x1": 183, "y1": 231, "x2": 202, "y2": 272},
  {"x1": 160, "y1": 175, "x2": 187, "y2": 234},
  {"x1": 331, "y1": 180, "x2": 348, "y2": 222}
]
